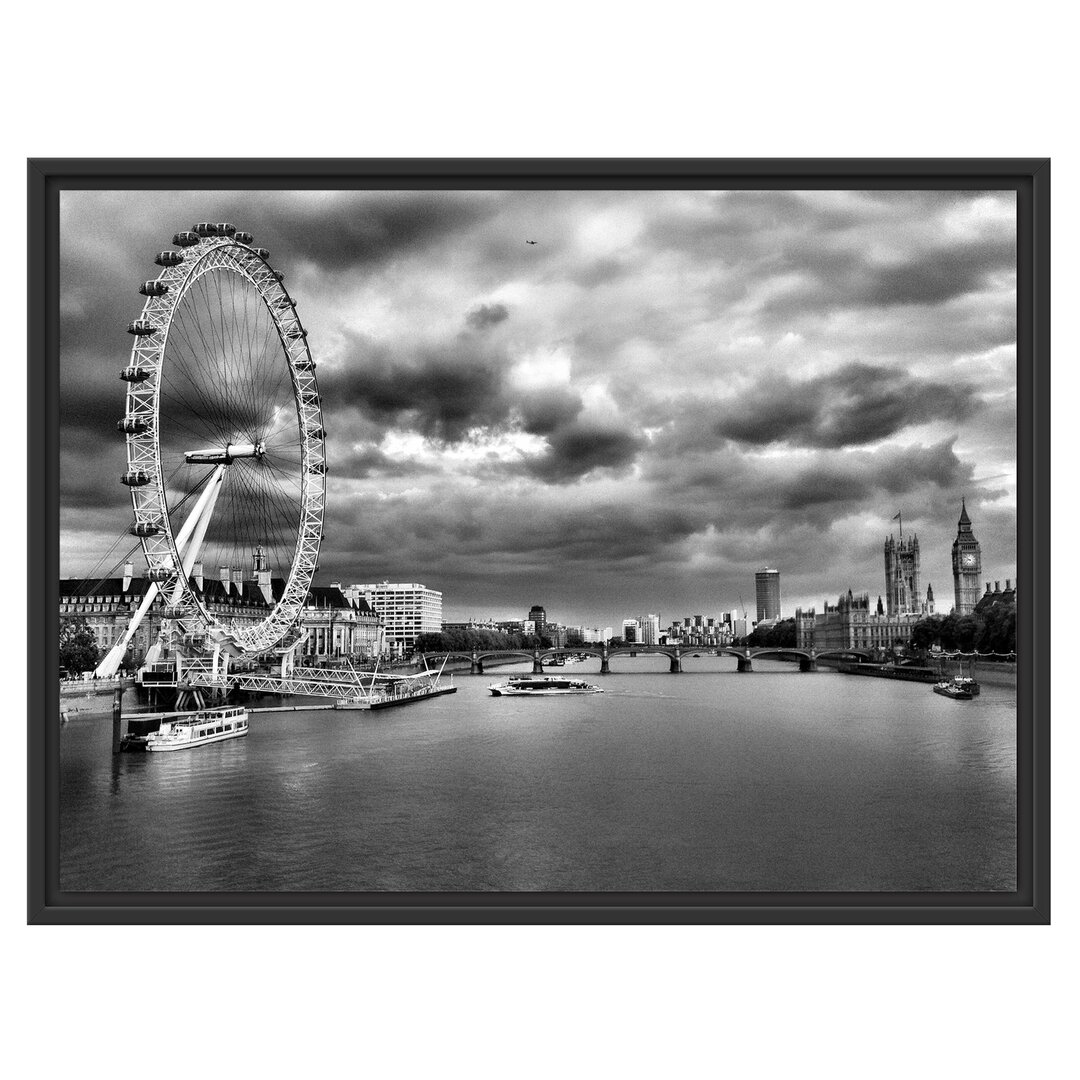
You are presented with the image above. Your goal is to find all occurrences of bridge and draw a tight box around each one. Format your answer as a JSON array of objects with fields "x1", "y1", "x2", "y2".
[{"x1": 419, "y1": 644, "x2": 874, "y2": 675}]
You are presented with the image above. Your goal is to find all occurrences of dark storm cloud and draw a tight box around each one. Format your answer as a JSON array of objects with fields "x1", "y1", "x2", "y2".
[
  {"x1": 273, "y1": 192, "x2": 496, "y2": 271},
  {"x1": 516, "y1": 387, "x2": 583, "y2": 435},
  {"x1": 60, "y1": 427, "x2": 127, "y2": 511},
  {"x1": 763, "y1": 234, "x2": 1016, "y2": 316},
  {"x1": 320, "y1": 330, "x2": 512, "y2": 442},
  {"x1": 778, "y1": 439, "x2": 967, "y2": 512},
  {"x1": 333, "y1": 443, "x2": 432, "y2": 479},
  {"x1": 712, "y1": 361, "x2": 980, "y2": 448},
  {"x1": 857, "y1": 236, "x2": 1016, "y2": 307},
  {"x1": 465, "y1": 302, "x2": 510, "y2": 330},
  {"x1": 106, "y1": 191, "x2": 496, "y2": 276},
  {"x1": 646, "y1": 190, "x2": 1016, "y2": 321},
  {"x1": 521, "y1": 420, "x2": 645, "y2": 483}
]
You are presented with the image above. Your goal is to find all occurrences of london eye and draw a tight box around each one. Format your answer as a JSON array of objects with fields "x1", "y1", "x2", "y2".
[{"x1": 96, "y1": 222, "x2": 326, "y2": 675}]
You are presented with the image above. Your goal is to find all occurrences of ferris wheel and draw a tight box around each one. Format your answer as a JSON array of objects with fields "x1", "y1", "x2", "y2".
[{"x1": 96, "y1": 222, "x2": 326, "y2": 675}]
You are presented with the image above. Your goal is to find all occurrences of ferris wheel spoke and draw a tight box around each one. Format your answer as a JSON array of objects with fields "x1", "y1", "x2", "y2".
[
  {"x1": 232, "y1": 467, "x2": 294, "y2": 580},
  {"x1": 165, "y1": 313, "x2": 236, "y2": 438},
  {"x1": 180, "y1": 287, "x2": 237, "y2": 433}
]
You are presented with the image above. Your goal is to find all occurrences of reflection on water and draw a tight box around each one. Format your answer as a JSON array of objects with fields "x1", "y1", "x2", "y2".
[{"x1": 59, "y1": 658, "x2": 1016, "y2": 892}]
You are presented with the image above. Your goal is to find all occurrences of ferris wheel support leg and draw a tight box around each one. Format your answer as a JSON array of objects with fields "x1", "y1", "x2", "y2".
[
  {"x1": 94, "y1": 466, "x2": 227, "y2": 678},
  {"x1": 94, "y1": 582, "x2": 161, "y2": 678},
  {"x1": 169, "y1": 465, "x2": 226, "y2": 605}
]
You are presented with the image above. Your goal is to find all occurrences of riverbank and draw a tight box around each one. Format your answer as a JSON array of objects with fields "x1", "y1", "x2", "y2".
[{"x1": 817, "y1": 656, "x2": 1017, "y2": 689}]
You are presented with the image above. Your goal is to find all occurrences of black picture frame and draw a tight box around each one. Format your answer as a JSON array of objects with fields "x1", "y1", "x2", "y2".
[{"x1": 29, "y1": 158, "x2": 1050, "y2": 924}]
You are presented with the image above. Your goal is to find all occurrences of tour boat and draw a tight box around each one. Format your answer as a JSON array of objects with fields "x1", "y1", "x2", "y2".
[
  {"x1": 488, "y1": 676, "x2": 604, "y2": 696},
  {"x1": 952, "y1": 675, "x2": 980, "y2": 696},
  {"x1": 932, "y1": 682, "x2": 973, "y2": 701},
  {"x1": 145, "y1": 706, "x2": 249, "y2": 751}
]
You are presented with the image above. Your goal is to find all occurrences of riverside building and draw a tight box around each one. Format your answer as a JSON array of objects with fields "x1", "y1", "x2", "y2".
[
  {"x1": 345, "y1": 581, "x2": 443, "y2": 653},
  {"x1": 794, "y1": 589, "x2": 922, "y2": 653},
  {"x1": 60, "y1": 561, "x2": 381, "y2": 665}
]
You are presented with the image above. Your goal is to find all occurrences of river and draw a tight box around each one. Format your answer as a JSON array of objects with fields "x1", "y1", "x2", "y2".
[{"x1": 58, "y1": 656, "x2": 1016, "y2": 892}]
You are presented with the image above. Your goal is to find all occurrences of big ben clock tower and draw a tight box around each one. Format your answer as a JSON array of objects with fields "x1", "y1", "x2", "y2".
[{"x1": 951, "y1": 498, "x2": 982, "y2": 615}]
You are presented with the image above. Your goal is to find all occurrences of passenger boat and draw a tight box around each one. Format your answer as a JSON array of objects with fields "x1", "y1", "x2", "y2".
[
  {"x1": 932, "y1": 681, "x2": 973, "y2": 701},
  {"x1": 144, "y1": 706, "x2": 249, "y2": 751},
  {"x1": 488, "y1": 676, "x2": 604, "y2": 696},
  {"x1": 952, "y1": 676, "x2": 980, "y2": 696}
]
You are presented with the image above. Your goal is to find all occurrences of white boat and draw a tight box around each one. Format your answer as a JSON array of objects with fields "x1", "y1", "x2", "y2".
[
  {"x1": 145, "y1": 706, "x2": 249, "y2": 752},
  {"x1": 488, "y1": 676, "x2": 604, "y2": 696}
]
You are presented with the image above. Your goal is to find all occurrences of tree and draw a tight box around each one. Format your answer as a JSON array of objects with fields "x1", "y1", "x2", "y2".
[
  {"x1": 745, "y1": 618, "x2": 796, "y2": 648},
  {"x1": 977, "y1": 604, "x2": 1016, "y2": 654},
  {"x1": 60, "y1": 618, "x2": 100, "y2": 674}
]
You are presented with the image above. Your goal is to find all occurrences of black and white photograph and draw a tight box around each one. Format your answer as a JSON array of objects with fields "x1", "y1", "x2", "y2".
[{"x1": 37, "y1": 165, "x2": 1044, "y2": 913}]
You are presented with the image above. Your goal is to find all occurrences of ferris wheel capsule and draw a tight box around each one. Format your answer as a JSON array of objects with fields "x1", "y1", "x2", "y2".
[
  {"x1": 118, "y1": 416, "x2": 150, "y2": 435},
  {"x1": 253, "y1": 247, "x2": 271, "y2": 260},
  {"x1": 173, "y1": 232, "x2": 200, "y2": 247},
  {"x1": 130, "y1": 521, "x2": 162, "y2": 537},
  {"x1": 215, "y1": 223, "x2": 237, "y2": 236},
  {"x1": 139, "y1": 281, "x2": 168, "y2": 297},
  {"x1": 155, "y1": 251, "x2": 184, "y2": 267},
  {"x1": 146, "y1": 567, "x2": 173, "y2": 583},
  {"x1": 192, "y1": 223, "x2": 218, "y2": 237},
  {"x1": 122, "y1": 469, "x2": 153, "y2": 487},
  {"x1": 127, "y1": 320, "x2": 157, "y2": 335},
  {"x1": 234, "y1": 230, "x2": 254, "y2": 244},
  {"x1": 121, "y1": 365, "x2": 152, "y2": 383}
]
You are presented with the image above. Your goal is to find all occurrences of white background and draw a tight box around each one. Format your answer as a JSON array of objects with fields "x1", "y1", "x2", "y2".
[{"x1": 3, "y1": 3, "x2": 1071, "y2": 1076}]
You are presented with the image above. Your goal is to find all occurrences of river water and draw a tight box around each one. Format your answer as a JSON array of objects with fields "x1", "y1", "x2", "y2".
[{"x1": 58, "y1": 657, "x2": 1016, "y2": 892}]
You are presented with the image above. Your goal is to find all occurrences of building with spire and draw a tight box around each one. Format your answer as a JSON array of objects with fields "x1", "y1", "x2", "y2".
[
  {"x1": 951, "y1": 499, "x2": 983, "y2": 615},
  {"x1": 884, "y1": 530, "x2": 921, "y2": 615}
]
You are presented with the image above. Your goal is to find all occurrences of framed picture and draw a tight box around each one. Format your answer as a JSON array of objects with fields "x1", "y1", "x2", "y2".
[{"x1": 29, "y1": 158, "x2": 1049, "y2": 923}]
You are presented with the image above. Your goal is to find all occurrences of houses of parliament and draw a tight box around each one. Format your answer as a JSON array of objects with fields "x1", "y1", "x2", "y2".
[{"x1": 795, "y1": 501, "x2": 1015, "y2": 652}]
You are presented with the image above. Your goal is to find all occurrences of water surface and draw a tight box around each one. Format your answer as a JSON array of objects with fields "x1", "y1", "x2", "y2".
[{"x1": 59, "y1": 657, "x2": 1016, "y2": 892}]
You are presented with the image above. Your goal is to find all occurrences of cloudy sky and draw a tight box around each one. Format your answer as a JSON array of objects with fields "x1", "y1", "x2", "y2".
[{"x1": 59, "y1": 188, "x2": 1017, "y2": 627}]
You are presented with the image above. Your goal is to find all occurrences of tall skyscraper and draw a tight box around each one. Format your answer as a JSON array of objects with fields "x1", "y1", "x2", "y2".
[
  {"x1": 527, "y1": 604, "x2": 547, "y2": 638},
  {"x1": 884, "y1": 531, "x2": 921, "y2": 616},
  {"x1": 755, "y1": 567, "x2": 781, "y2": 621},
  {"x1": 951, "y1": 499, "x2": 982, "y2": 615}
]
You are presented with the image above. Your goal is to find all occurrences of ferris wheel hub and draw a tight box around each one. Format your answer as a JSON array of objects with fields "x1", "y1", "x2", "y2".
[{"x1": 184, "y1": 441, "x2": 266, "y2": 464}]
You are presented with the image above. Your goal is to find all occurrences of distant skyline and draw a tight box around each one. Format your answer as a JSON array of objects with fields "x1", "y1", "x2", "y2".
[{"x1": 60, "y1": 189, "x2": 1017, "y2": 626}]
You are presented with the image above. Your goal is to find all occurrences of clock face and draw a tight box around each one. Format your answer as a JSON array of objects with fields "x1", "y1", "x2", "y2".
[{"x1": 962, "y1": 553, "x2": 977, "y2": 568}]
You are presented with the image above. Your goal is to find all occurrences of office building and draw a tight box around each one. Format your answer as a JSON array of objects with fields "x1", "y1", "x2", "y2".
[
  {"x1": 755, "y1": 568, "x2": 781, "y2": 621},
  {"x1": 346, "y1": 581, "x2": 442, "y2": 651},
  {"x1": 527, "y1": 605, "x2": 547, "y2": 638}
]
